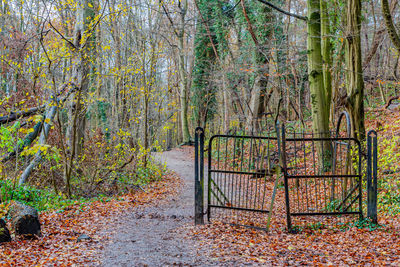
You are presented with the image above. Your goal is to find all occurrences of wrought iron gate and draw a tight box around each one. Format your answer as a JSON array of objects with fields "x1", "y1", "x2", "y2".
[
  {"x1": 280, "y1": 112, "x2": 378, "y2": 232},
  {"x1": 206, "y1": 133, "x2": 280, "y2": 228},
  {"x1": 281, "y1": 128, "x2": 363, "y2": 232},
  {"x1": 194, "y1": 126, "x2": 281, "y2": 229},
  {"x1": 194, "y1": 112, "x2": 378, "y2": 232}
]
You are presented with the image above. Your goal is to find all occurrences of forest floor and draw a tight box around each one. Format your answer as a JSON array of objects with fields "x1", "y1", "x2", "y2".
[
  {"x1": 101, "y1": 126, "x2": 400, "y2": 266},
  {"x1": 99, "y1": 147, "x2": 216, "y2": 266},
  {"x1": 1, "y1": 110, "x2": 400, "y2": 266},
  {"x1": 0, "y1": 147, "x2": 201, "y2": 266}
]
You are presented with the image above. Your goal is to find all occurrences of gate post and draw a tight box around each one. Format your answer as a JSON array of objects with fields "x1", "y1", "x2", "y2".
[
  {"x1": 367, "y1": 130, "x2": 378, "y2": 224},
  {"x1": 279, "y1": 123, "x2": 293, "y2": 232},
  {"x1": 194, "y1": 127, "x2": 205, "y2": 225}
]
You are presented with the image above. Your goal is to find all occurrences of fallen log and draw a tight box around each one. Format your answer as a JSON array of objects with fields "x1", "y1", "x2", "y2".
[
  {"x1": 8, "y1": 201, "x2": 41, "y2": 237},
  {"x1": 0, "y1": 106, "x2": 45, "y2": 125},
  {"x1": 0, "y1": 82, "x2": 76, "y2": 126},
  {"x1": 0, "y1": 219, "x2": 11, "y2": 243},
  {"x1": 385, "y1": 95, "x2": 400, "y2": 109},
  {"x1": 18, "y1": 82, "x2": 78, "y2": 185}
]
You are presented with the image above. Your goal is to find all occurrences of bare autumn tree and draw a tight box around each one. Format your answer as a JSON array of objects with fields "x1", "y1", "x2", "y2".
[{"x1": 160, "y1": 0, "x2": 192, "y2": 144}]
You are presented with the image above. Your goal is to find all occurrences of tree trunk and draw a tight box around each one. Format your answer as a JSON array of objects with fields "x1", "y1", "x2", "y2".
[
  {"x1": 381, "y1": 0, "x2": 400, "y2": 52},
  {"x1": 178, "y1": 0, "x2": 191, "y2": 144},
  {"x1": 67, "y1": 0, "x2": 96, "y2": 156},
  {"x1": 19, "y1": 96, "x2": 59, "y2": 185},
  {"x1": 242, "y1": 2, "x2": 272, "y2": 133},
  {"x1": 320, "y1": 0, "x2": 332, "y2": 117},
  {"x1": 246, "y1": 69, "x2": 268, "y2": 133},
  {"x1": 307, "y1": 0, "x2": 331, "y2": 170},
  {"x1": 345, "y1": 0, "x2": 365, "y2": 140},
  {"x1": 307, "y1": 0, "x2": 329, "y2": 134},
  {"x1": 178, "y1": 38, "x2": 191, "y2": 142}
]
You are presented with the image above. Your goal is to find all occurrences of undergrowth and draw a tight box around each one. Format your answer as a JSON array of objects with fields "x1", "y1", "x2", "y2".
[{"x1": 0, "y1": 157, "x2": 167, "y2": 218}]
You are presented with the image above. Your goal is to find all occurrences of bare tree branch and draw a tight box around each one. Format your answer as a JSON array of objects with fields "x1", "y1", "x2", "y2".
[{"x1": 254, "y1": 0, "x2": 307, "y2": 21}]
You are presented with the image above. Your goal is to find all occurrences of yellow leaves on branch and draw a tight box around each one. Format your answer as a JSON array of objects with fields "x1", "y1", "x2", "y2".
[
  {"x1": 0, "y1": 203, "x2": 10, "y2": 220},
  {"x1": 28, "y1": 115, "x2": 44, "y2": 124},
  {"x1": 21, "y1": 144, "x2": 51, "y2": 157}
]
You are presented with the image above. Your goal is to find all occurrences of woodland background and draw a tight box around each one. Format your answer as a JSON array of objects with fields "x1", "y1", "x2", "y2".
[{"x1": 0, "y1": 0, "x2": 399, "y2": 222}]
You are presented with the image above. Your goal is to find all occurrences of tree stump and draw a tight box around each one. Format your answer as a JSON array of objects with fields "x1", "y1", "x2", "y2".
[
  {"x1": 8, "y1": 201, "x2": 41, "y2": 237},
  {"x1": 0, "y1": 219, "x2": 11, "y2": 243}
]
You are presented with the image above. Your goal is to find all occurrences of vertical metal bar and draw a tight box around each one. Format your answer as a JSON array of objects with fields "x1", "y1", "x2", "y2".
[
  {"x1": 207, "y1": 135, "x2": 213, "y2": 222},
  {"x1": 223, "y1": 137, "x2": 229, "y2": 211},
  {"x1": 281, "y1": 124, "x2": 292, "y2": 232},
  {"x1": 233, "y1": 137, "x2": 239, "y2": 209},
  {"x1": 357, "y1": 140, "x2": 363, "y2": 220},
  {"x1": 195, "y1": 127, "x2": 204, "y2": 225},
  {"x1": 311, "y1": 132, "x2": 318, "y2": 212},
  {"x1": 229, "y1": 137, "x2": 238, "y2": 207},
  {"x1": 367, "y1": 130, "x2": 378, "y2": 223},
  {"x1": 215, "y1": 137, "x2": 221, "y2": 206},
  {"x1": 373, "y1": 133, "x2": 378, "y2": 220},
  {"x1": 261, "y1": 134, "x2": 271, "y2": 209},
  {"x1": 194, "y1": 128, "x2": 199, "y2": 224},
  {"x1": 237, "y1": 137, "x2": 245, "y2": 208},
  {"x1": 199, "y1": 129, "x2": 204, "y2": 223}
]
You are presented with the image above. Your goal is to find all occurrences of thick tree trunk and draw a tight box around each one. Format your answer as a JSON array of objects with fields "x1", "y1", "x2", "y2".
[
  {"x1": 320, "y1": 0, "x2": 332, "y2": 117},
  {"x1": 8, "y1": 201, "x2": 41, "y2": 237},
  {"x1": 178, "y1": 35, "x2": 191, "y2": 144},
  {"x1": 307, "y1": 0, "x2": 331, "y2": 170},
  {"x1": 64, "y1": 0, "x2": 96, "y2": 195},
  {"x1": 345, "y1": 0, "x2": 365, "y2": 140},
  {"x1": 307, "y1": 0, "x2": 329, "y2": 135},
  {"x1": 246, "y1": 69, "x2": 268, "y2": 133},
  {"x1": 178, "y1": 0, "x2": 191, "y2": 144}
]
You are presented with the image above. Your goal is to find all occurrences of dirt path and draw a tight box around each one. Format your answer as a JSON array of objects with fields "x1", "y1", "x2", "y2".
[{"x1": 101, "y1": 148, "x2": 213, "y2": 267}]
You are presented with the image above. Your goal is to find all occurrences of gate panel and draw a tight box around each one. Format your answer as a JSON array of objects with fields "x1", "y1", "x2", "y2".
[
  {"x1": 207, "y1": 134, "x2": 279, "y2": 228},
  {"x1": 281, "y1": 129, "x2": 363, "y2": 231}
]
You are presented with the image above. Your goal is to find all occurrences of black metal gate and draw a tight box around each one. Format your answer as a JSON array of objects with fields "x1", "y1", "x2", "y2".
[
  {"x1": 281, "y1": 128, "x2": 363, "y2": 231},
  {"x1": 194, "y1": 112, "x2": 378, "y2": 232},
  {"x1": 206, "y1": 133, "x2": 280, "y2": 228},
  {"x1": 194, "y1": 126, "x2": 281, "y2": 229},
  {"x1": 280, "y1": 112, "x2": 378, "y2": 232}
]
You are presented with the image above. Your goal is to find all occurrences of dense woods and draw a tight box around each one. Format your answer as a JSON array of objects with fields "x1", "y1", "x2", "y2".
[
  {"x1": 0, "y1": 0, "x2": 400, "y2": 264},
  {"x1": 0, "y1": 0, "x2": 398, "y2": 191}
]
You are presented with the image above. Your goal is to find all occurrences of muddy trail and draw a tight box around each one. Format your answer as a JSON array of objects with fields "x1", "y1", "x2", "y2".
[{"x1": 101, "y1": 147, "x2": 215, "y2": 267}]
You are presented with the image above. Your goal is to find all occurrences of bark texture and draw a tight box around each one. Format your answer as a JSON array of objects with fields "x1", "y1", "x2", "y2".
[
  {"x1": 307, "y1": 0, "x2": 329, "y2": 134},
  {"x1": 177, "y1": 0, "x2": 191, "y2": 143},
  {"x1": 8, "y1": 201, "x2": 41, "y2": 237},
  {"x1": 345, "y1": 0, "x2": 365, "y2": 140},
  {"x1": 320, "y1": 0, "x2": 332, "y2": 116},
  {"x1": 381, "y1": 0, "x2": 400, "y2": 52}
]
